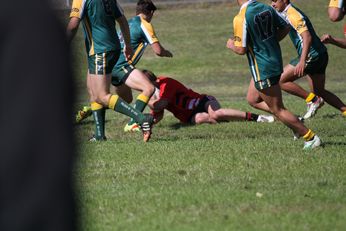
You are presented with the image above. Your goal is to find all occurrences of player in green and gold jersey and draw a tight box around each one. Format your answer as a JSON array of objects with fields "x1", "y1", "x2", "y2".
[
  {"x1": 227, "y1": 0, "x2": 321, "y2": 150},
  {"x1": 270, "y1": 0, "x2": 346, "y2": 119},
  {"x1": 67, "y1": 0, "x2": 153, "y2": 142}
]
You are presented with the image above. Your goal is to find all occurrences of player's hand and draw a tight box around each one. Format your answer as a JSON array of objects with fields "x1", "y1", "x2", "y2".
[
  {"x1": 320, "y1": 34, "x2": 332, "y2": 44},
  {"x1": 123, "y1": 45, "x2": 133, "y2": 61},
  {"x1": 294, "y1": 60, "x2": 305, "y2": 77},
  {"x1": 226, "y1": 38, "x2": 234, "y2": 49},
  {"x1": 164, "y1": 49, "x2": 173, "y2": 57}
]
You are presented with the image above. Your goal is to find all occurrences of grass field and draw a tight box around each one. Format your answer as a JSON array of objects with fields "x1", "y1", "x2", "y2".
[{"x1": 70, "y1": 0, "x2": 346, "y2": 230}]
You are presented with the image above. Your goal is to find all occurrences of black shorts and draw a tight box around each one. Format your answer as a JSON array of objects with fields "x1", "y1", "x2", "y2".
[{"x1": 188, "y1": 95, "x2": 216, "y2": 123}]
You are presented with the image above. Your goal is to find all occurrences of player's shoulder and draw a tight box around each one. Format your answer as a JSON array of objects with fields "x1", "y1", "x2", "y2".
[{"x1": 286, "y1": 4, "x2": 305, "y2": 19}]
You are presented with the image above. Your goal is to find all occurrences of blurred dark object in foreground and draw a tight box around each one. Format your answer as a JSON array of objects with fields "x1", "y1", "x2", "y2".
[{"x1": 0, "y1": 1, "x2": 76, "y2": 231}]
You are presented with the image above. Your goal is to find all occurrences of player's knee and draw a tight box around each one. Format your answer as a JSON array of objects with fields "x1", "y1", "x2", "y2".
[
  {"x1": 247, "y1": 97, "x2": 257, "y2": 108},
  {"x1": 143, "y1": 83, "x2": 155, "y2": 97}
]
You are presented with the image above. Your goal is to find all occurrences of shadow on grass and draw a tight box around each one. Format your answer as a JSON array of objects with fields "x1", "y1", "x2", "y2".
[
  {"x1": 321, "y1": 113, "x2": 342, "y2": 119},
  {"x1": 169, "y1": 122, "x2": 194, "y2": 130},
  {"x1": 323, "y1": 141, "x2": 346, "y2": 146}
]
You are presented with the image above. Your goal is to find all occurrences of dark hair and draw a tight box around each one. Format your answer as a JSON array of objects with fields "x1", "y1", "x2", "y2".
[
  {"x1": 142, "y1": 69, "x2": 157, "y2": 82},
  {"x1": 136, "y1": 0, "x2": 157, "y2": 15}
]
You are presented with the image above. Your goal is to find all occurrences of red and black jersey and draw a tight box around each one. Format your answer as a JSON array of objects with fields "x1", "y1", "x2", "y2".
[{"x1": 154, "y1": 77, "x2": 204, "y2": 123}]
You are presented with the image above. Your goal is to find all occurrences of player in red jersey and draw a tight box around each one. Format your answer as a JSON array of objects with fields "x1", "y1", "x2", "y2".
[{"x1": 143, "y1": 70, "x2": 274, "y2": 125}]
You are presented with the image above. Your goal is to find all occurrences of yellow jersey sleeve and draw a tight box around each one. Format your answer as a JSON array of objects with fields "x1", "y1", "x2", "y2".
[
  {"x1": 287, "y1": 7, "x2": 308, "y2": 35},
  {"x1": 233, "y1": 8, "x2": 247, "y2": 48},
  {"x1": 140, "y1": 18, "x2": 159, "y2": 44},
  {"x1": 70, "y1": 0, "x2": 85, "y2": 18},
  {"x1": 329, "y1": 0, "x2": 343, "y2": 8}
]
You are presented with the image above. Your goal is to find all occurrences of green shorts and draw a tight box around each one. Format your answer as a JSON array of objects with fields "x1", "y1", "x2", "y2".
[
  {"x1": 88, "y1": 51, "x2": 119, "y2": 75},
  {"x1": 289, "y1": 52, "x2": 328, "y2": 75},
  {"x1": 111, "y1": 63, "x2": 135, "y2": 86},
  {"x1": 254, "y1": 76, "x2": 280, "y2": 90}
]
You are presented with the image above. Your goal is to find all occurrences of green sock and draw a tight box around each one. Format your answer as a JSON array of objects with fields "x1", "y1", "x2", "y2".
[
  {"x1": 128, "y1": 94, "x2": 150, "y2": 125},
  {"x1": 91, "y1": 102, "x2": 105, "y2": 140},
  {"x1": 108, "y1": 95, "x2": 145, "y2": 124}
]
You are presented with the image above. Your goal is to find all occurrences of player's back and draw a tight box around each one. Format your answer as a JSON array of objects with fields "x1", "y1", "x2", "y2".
[
  {"x1": 80, "y1": 0, "x2": 123, "y2": 55},
  {"x1": 243, "y1": 0, "x2": 285, "y2": 78},
  {"x1": 116, "y1": 15, "x2": 158, "y2": 67}
]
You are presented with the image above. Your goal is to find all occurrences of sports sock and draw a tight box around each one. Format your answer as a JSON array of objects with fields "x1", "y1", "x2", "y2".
[
  {"x1": 245, "y1": 112, "x2": 259, "y2": 122},
  {"x1": 108, "y1": 95, "x2": 146, "y2": 124},
  {"x1": 128, "y1": 94, "x2": 150, "y2": 125},
  {"x1": 91, "y1": 102, "x2": 106, "y2": 140},
  {"x1": 305, "y1": 93, "x2": 317, "y2": 103},
  {"x1": 303, "y1": 129, "x2": 315, "y2": 141}
]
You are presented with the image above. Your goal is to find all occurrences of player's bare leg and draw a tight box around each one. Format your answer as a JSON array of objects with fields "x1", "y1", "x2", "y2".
[
  {"x1": 124, "y1": 69, "x2": 155, "y2": 132},
  {"x1": 247, "y1": 78, "x2": 272, "y2": 113},
  {"x1": 279, "y1": 64, "x2": 309, "y2": 99},
  {"x1": 113, "y1": 84, "x2": 133, "y2": 103},
  {"x1": 308, "y1": 73, "x2": 346, "y2": 113}
]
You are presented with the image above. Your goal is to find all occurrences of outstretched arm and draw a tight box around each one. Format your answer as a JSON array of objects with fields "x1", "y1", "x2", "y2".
[
  {"x1": 151, "y1": 42, "x2": 173, "y2": 57},
  {"x1": 321, "y1": 34, "x2": 346, "y2": 49}
]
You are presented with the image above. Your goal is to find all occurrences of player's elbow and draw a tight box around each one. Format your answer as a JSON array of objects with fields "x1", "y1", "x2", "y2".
[{"x1": 233, "y1": 47, "x2": 246, "y2": 55}]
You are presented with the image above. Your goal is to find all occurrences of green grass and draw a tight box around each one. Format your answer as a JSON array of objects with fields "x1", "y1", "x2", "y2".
[{"x1": 69, "y1": 0, "x2": 346, "y2": 230}]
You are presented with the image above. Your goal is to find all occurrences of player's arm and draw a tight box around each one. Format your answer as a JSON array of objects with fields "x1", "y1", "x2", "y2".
[
  {"x1": 141, "y1": 19, "x2": 173, "y2": 57},
  {"x1": 116, "y1": 15, "x2": 133, "y2": 60},
  {"x1": 295, "y1": 30, "x2": 312, "y2": 77},
  {"x1": 274, "y1": 9, "x2": 290, "y2": 41},
  {"x1": 148, "y1": 97, "x2": 166, "y2": 124},
  {"x1": 321, "y1": 33, "x2": 346, "y2": 49},
  {"x1": 149, "y1": 98, "x2": 169, "y2": 112},
  {"x1": 276, "y1": 24, "x2": 290, "y2": 41},
  {"x1": 151, "y1": 42, "x2": 173, "y2": 57},
  {"x1": 226, "y1": 38, "x2": 246, "y2": 55},
  {"x1": 66, "y1": 17, "x2": 80, "y2": 43},
  {"x1": 66, "y1": 0, "x2": 84, "y2": 43},
  {"x1": 226, "y1": 14, "x2": 247, "y2": 55}
]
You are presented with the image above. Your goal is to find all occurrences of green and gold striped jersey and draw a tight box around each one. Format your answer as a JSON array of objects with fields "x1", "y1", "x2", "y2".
[
  {"x1": 115, "y1": 15, "x2": 159, "y2": 68},
  {"x1": 233, "y1": 0, "x2": 287, "y2": 82},
  {"x1": 70, "y1": 0, "x2": 124, "y2": 56},
  {"x1": 279, "y1": 4, "x2": 327, "y2": 60}
]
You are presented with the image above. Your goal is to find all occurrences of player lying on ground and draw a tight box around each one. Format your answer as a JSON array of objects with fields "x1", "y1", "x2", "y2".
[{"x1": 143, "y1": 70, "x2": 274, "y2": 125}]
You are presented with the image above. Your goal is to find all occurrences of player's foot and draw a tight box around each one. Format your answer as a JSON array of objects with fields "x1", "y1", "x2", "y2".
[
  {"x1": 303, "y1": 97, "x2": 324, "y2": 119},
  {"x1": 124, "y1": 122, "x2": 141, "y2": 132},
  {"x1": 256, "y1": 115, "x2": 275, "y2": 123},
  {"x1": 88, "y1": 135, "x2": 107, "y2": 142},
  {"x1": 303, "y1": 135, "x2": 321, "y2": 150},
  {"x1": 140, "y1": 114, "x2": 154, "y2": 142},
  {"x1": 75, "y1": 106, "x2": 92, "y2": 123}
]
